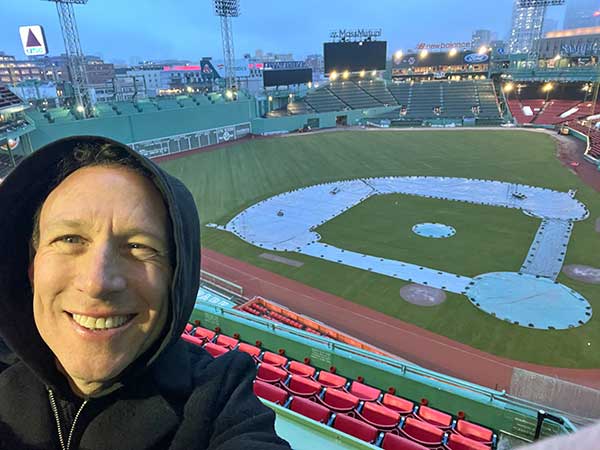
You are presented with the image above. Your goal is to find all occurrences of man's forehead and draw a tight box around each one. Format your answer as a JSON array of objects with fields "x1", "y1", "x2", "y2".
[{"x1": 40, "y1": 166, "x2": 169, "y2": 234}]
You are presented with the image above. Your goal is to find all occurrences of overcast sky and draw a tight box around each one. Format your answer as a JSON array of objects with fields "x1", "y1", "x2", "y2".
[{"x1": 0, "y1": 0, "x2": 567, "y2": 63}]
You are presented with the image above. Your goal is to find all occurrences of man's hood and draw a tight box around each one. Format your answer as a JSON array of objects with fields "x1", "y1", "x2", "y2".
[{"x1": 0, "y1": 136, "x2": 200, "y2": 397}]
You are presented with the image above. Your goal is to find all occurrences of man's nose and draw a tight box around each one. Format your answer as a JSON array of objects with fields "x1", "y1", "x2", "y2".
[{"x1": 77, "y1": 243, "x2": 127, "y2": 298}]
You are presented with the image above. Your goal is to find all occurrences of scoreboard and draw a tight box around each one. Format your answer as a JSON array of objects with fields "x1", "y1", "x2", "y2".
[
  {"x1": 324, "y1": 41, "x2": 387, "y2": 74},
  {"x1": 263, "y1": 68, "x2": 313, "y2": 87}
]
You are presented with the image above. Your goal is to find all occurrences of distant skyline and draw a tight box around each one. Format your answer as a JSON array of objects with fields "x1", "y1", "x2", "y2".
[{"x1": 1, "y1": 0, "x2": 567, "y2": 63}]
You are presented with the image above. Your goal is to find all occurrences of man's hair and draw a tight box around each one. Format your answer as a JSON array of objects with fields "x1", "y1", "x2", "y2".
[{"x1": 30, "y1": 142, "x2": 158, "y2": 255}]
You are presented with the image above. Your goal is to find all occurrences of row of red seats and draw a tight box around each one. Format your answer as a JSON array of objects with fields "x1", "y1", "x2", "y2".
[
  {"x1": 182, "y1": 324, "x2": 496, "y2": 449},
  {"x1": 254, "y1": 380, "x2": 490, "y2": 450},
  {"x1": 239, "y1": 304, "x2": 324, "y2": 334}
]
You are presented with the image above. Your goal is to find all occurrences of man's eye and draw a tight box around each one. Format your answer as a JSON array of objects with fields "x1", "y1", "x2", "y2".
[
  {"x1": 127, "y1": 243, "x2": 159, "y2": 258},
  {"x1": 56, "y1": 235, "x2": 84, "y2": 245}
]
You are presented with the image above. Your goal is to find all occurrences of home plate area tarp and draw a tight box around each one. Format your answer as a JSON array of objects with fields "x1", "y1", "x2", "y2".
[{"x1": 210, "y1": 177, "x2": 591, "y2": 330}]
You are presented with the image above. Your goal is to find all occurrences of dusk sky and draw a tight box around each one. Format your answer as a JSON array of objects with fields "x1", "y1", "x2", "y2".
[{"x1": 1, "y1": 0, "x2": 567, "y2": 63}]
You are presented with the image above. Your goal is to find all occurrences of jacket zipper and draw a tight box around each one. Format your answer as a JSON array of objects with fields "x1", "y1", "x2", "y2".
[{"x1": 47, "y1": 387, "x2": 89, "y2": 450}]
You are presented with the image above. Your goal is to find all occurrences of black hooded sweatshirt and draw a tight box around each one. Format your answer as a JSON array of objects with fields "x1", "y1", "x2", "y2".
[{"x1": 0, "y1": 136, "x2": 291, "y2": 450}]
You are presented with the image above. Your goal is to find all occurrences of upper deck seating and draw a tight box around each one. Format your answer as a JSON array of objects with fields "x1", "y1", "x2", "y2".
[
  {"x1": 357, "y1": 79, "x2": 398, "y2": 106},
  {"x1": 304, "y1": 88, "x2": 348, "y2": 112},
  {"x1": 328, "y1": 81, "x2": 383, "y2": 109},
  {"x1": 181, "y1": 323, "x2": 497, "y2": 449}
]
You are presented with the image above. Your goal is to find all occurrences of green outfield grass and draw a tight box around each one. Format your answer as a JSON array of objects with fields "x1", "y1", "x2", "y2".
[{"x1": 160, "y1": 130, "x2": 600, "y2": 368}]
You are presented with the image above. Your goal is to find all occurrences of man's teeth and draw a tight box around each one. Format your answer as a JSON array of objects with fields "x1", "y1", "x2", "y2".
[{"x1": 72, "y1": 313, "x2": 130, "y2": 330}]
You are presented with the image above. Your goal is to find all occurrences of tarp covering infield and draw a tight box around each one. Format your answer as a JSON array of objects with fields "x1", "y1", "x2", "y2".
[{"x1": 212, "y1": 177, "x2": 592, "y2": 330}]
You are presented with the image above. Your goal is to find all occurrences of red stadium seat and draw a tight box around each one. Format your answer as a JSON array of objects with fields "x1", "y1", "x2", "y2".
[
  {"x1": 181, "y1": 333, "x2": 204, "y2": 347},
  {"x1": 358, "y1": 402, "x2": 400, "y2": 429},
  {"x1": 289, "y1": 396, "x2": 331, "y2": 423},
  {"x1": 381, "y1": 393, "x2": 415, "y2": 415},
  {"x1": 455, "y1": 420, "x2": 494, "y2": 444},
  {"x1": 237, "y1": 342, "x2": 261, "y2": 358},
  {"x1": 400, "y1": 418, "x2": 444, "y2": 446},
  {"x1": 445, "y1": 433, "x2": 490, "y2": 450},
  {"x1": 194, "y1": 327, "x2": 216, "y2": 341},
  {"x1": 318, "y1": 388, "x2": 359, "y2": 412},
  {"x1": 286, "y1": 360, "x2": 316, "y2": 377},
  {"x1": 285, "y1": 375, "x2": 322, "y2": 397},
  {"x1": 416, "y1": 405, "x2": 452, "y2": 428},
  {"x1": 184, "y1": 323, "x2": 193, "y2": 333},
  {"x1": 333, "y1": 414, "x2": 378, "y2": 443},
  {"x1": 316, "y1": 370, "x2": 347, "y2": 389},
  {"x1": 253, "y1": 380, "x2": 288, "y2": 405},
  {"x1": 215, "y1": 334, "x2": 239, "y2": 349},
  {"x1": 262, "y1": 351, "x2": 288, "y2": 367},
  {"x1": 257, "y1": 363, "x2": 288, "y2": 384},
  {"x1": 347, "y1": 380, "x2": 381, "y2": 401},
  {"x1": 204, "y1": 342, "x2": 230, "y2": 358},
  {"x1": 382, "y1": 432, "x2": 429, "y2": 450}
]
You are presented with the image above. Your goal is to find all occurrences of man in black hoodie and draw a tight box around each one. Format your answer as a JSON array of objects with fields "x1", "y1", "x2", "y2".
[{"x1": 0, "y1": 136, "x2": 291, "y2": 450}]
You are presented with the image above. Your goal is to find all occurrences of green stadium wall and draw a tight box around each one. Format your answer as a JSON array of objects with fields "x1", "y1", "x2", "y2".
[{"x1": 26, "y1": 100, "x2": 256, "y2": 151}]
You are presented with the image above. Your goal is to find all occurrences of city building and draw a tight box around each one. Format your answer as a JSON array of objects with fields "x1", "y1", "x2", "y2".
[
  {"x1": 0, "y1": 52, "x2": 42, "y2": 84},
  {"x1": 564, "y1": 0, "x2": 600, "y2": 29},
  {"x1": 471, "y1": 30, "x2": 492, "y2": 49}
]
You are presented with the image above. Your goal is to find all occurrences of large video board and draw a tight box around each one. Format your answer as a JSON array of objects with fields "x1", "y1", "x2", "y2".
[
  {"x1": 263, "y1": 68, "x2": 313, "y2": 87},
  {"x1": 324, "y1": 41, "x2": 387, "y2": 74}
]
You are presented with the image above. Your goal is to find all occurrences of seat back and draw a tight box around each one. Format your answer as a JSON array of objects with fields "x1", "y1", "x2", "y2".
[
  {"x1": 455, "y1": 420, "x2": 494, "y2": 443},
  {"x1": 361, "y1": 402, "x2": 400, "y2": 428},
  {"x1": 262, "y1": 351, "x2": 288, "y2": 367},
  {"x1": 381, "y1": 393, "x2": 414, "y2": 414},
  {"x1": 317, "y1": 370, "x2": 347, "y2": 388},
  {"x1": 215, "y1": 334, "x2": 239, "y2": 349},
  {"x1": 237, "y1": 342, "x2": 261, "y2": 357},
  {"x1": 348, "y1": 380, "x2": 381, "y2": 401},
  {"x1": 333, "y1": 414, "x2": 378, "y2": 443},
  {"x1": 287, "y1": 360, "x2": 316, "y2": 377},
  {"x1": 290, "y1": 397, "x2": 331, "y2": 423},
  {"x1": 286, "y1": 375, "x2": 322, "y2": 397},
  {"x1": 253, "y1": 380, "x2": 288, "y2": 405},
  {"x1": 181, "y1": 333, "x2": 204, "y2": 347},
  {"x1": 402, "y1": 417, "x2": 444, "y2": 445},
  {"x1": 382, "y1": 433, "x2": 429, "y2": 450},
  {"x1": 446, "y1": 433, "x2": 491, "y2": 450},
  {"x1": 417, "y1": 405, "x2": 452, "y2": 428},
  {"x1": 204, "y1": 342, "x2": 229, "y2": 357},
  {"x1": 321, "y1": 389, "x2": 359, "y2": 411},
  {"x1": 257, "y1": 363, "x2": 288, "y2": 384}
]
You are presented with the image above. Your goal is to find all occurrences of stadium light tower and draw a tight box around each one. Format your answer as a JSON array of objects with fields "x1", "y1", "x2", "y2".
[
  {"x1": 510, "y1": 0, "x2": 565, "y2": 58},
  {"x1": 44, "y1": 0, "x2": 94, "y2": 118},
  {"x1": 214, "y1": 0, "x2": 240, "y2": 90}
]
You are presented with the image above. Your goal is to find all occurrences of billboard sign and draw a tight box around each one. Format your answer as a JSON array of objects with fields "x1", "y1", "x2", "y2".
[
  {"x1": 464, "y1": 53, "x2": 489, "y2": 63},
  {"x1": 416, "y1": 41, "x2": 471, "y2": 50},
  {"x1": 19, "y1": 25, "x2": 48, "y2": 56}
]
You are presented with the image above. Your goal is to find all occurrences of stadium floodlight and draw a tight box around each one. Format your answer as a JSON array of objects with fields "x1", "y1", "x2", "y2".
[
  {"x1": 330, "y1": 71, "x2": 338, "y2": 81},
  {"x1": 43, "y1": 0, "x2": 94, "y2": 118},
  {"x1": 542, "y1": 82, "x2": 553, "y2": 92},
  {"x1": 503, "y1": 83, "x2": 514, "y2": 93},
  {"x1": 419, "y1": 49, "x2": 428, "y2": 59},
  {"x1": 307, "y1": 81, "x2": 312, "y2": 88},
  {"x1": 225, "y1": 89, "x2": 233, "y2": 99},
  {"x1": 517, "y1": 0, "x2": 564, "y2": 8},
  {"x1": 342, "y1": 70, "x2": 350, "y2": 80},
  {"x1": 76, "y1": 104, "x2": 85, "y2": 112},
  {"x1": 394, "y1": 50, "x2": 403, "y2": 60},
  {"x1": 449, "y1": 48, "x2": 458, "y2": 57},
  {"x1": 268, "y1": 95, "x2": 273, "y2": 101},
  {"x1": 214, "y1": 0, "x2": 240, "y2": 90},
  {"x1": 478, "y1": 46, "x2": 488, "y2": 55},
  {"x1": 359, "y1": 70, "x2": 366, "y2": 78},
  {"x1": 371, "y1": 70, "x2": 377, "y2": 77},
  {"x1": 213, "y1": 0, "x2": 240, "y2": 17}
]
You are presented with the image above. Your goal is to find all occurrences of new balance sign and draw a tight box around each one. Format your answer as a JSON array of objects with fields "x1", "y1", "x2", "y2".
[{"x1": 19, "y1": 25, "x2": 48, "y2": 56}]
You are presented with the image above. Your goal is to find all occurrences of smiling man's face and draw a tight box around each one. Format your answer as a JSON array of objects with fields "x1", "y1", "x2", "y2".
[{"x1": 31, "y1": 165, "x2": 172, "y2": 395}]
